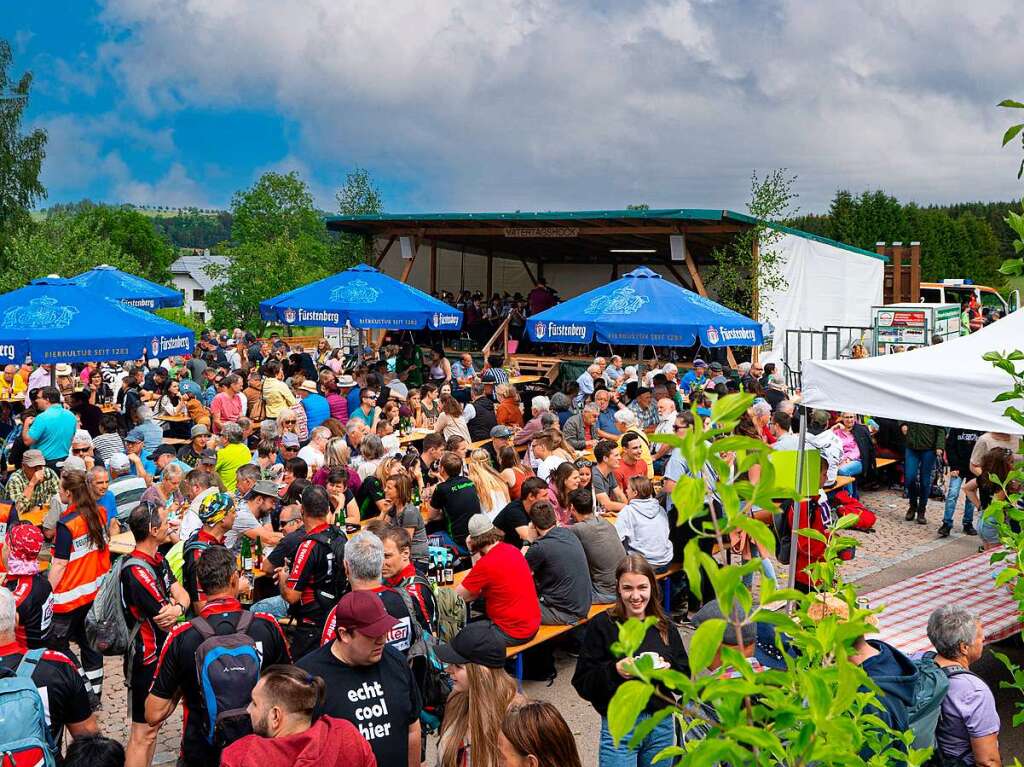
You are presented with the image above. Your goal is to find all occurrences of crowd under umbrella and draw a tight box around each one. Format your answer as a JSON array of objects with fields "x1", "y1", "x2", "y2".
[
  {"x1": 0, "y1": 276, "x2": 195, "y2": 368},
  {"x1": 69, "y1": 263, "x2": 184, "y2": 310},
  {"x1": 259, "y1": 263, "x2": 463, "y2": 331}
]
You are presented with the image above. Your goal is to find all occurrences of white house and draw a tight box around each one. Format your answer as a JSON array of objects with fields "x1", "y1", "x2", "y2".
[{"x1": 169, "y1": 253, "x2": 230, "y2": 322}]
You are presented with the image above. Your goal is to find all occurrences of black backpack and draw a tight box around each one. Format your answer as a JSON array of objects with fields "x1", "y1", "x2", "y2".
[{"x1": 309, "y1": 527, "x2": 348, "y2": 612}]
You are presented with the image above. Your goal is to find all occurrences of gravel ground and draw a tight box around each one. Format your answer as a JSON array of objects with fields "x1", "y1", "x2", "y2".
[{"x1": 88, "y1": 486, "x2": 1021, "y2": 764}]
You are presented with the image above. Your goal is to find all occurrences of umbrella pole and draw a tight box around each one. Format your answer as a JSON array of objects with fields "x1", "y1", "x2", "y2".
[
  {"x1": 49, "y1": 364, "x2": 56, "y2": 388},
  {"x1": 787, "y1": 405, "x2": 808, "y2": 606}
]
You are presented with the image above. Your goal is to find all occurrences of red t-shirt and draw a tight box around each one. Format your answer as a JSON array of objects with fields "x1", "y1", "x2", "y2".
[
  {"x1": 613, "y1": 457, "x2": 649, "y2": 491},
  {"x1": 211, "y1": 392, "x2": 242, "y2": 432},
  {"x1": 461, "y1": 542, "x2": 540, "y2": 640}
]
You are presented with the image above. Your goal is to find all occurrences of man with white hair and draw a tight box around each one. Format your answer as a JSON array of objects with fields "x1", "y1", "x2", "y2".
[
  {"x1": 602, "y1": 356, "x2": 623, "y2": 388},
  {"x1": 298, "y1": 426, "x2": 330, "y2": 472},
  {"x1": 320, "y1": 531, "x2": 416, "y2": 657},
  {"x1": 750, "y1": 400, "x2": 774, "y2": 444},
  {"x1": 576, "y1": 364, "x2": 601, "y2": 400},
  {"x1": 564, "y1": 403, "x2": 600, "y2": 451},
  {"x1": 0, "y1": 588, "x2": 99, "y2": 747},
  {"x1": 514, "y1": 395, "x2": 550, "y2": 446}
]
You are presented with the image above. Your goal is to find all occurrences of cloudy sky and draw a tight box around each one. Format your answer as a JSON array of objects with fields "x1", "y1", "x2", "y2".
[{"x1": 8, "y1": 1, "x2": 1024, "y2": 214}]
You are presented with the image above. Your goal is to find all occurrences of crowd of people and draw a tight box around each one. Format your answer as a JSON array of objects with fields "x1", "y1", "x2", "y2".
[{"x1": 0, "y1": 327, "x2": 1011, "y2": 767}]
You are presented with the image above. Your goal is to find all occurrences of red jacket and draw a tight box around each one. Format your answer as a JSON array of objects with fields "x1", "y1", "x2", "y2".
[{"x1": 220, "y1": 716, "x2": 377, "y2": 767}]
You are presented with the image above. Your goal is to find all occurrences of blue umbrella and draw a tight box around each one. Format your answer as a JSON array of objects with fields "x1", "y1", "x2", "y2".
[
  {"x1": 259, "y1": 263, "x2": 463, "y2": 330},
  {"x1": 69, "y1": 263, "x2": 183, "y2": 309},
  {"x1": 526, "y1": 266, "x2": 762, "y2": 347},
  {"x1": 0, "y1": 277, "x2": 195, "y2": 364}
]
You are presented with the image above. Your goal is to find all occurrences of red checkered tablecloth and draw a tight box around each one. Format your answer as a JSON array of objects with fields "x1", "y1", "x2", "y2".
[{"x1": 863, "y1": 547, "x2": 1022, "y2": 655}]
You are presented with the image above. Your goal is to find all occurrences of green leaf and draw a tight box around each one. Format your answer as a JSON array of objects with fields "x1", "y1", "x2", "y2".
[
  {"x1": 1002, "y1": 124, "x2": 1024, "y2": 147},
  {"x1": 998, "y1": 99, "x2": 1024, "y2": 109},
  {"x1": 671, "y1": 476, "x2": 707, "y2": 524},
  {"x1": 625, "y1": 706, "x2": 672, "y2": 750},
  {"x1": 607, "y1": 680, "x2": 653, "y2": 745},
  {"x1": 710, "y1": 392, "x2": 754, "y2": 425},
  {"x1": 683, "y1": 538, "x2": 703, "y2": 599},
  {"x1": 710, "y1": 435, "x2": 768, "y2": 453},
  {"x1": 689, "y1": 617, "x2": 726, "y2": 676},
  {"x1": 734, "y1": 514, "x2": 777, "y2": 554},
  {"x1": 994, "y1": 567, "x2": 1017, "y2": 588},
  {"x1": 796, "y1": 526, "x2": 827, "y2": 543}
]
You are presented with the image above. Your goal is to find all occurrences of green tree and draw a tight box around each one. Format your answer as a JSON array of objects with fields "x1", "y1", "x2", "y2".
[
  {"x1": 335, "y1": 167, "x2": 384, "y2": 268},
  {"x1": 73, "y1": 205, "x2": 177, "y2": 282},
  {"x1": 706, "y1": 169, "x2": 798, "y2": 319},
  {"x1": 231, "y1": 171, "x2": 327, "y2": 246},
  {"x1": 204, "y1": 171, "x2": 337, "y2": 330},
  {"x1": 0, "y1": 212, "x2": 142, "y2": 292},
  {"x1": 0, "y1": 39, "x2": 47, "y2": 261}
]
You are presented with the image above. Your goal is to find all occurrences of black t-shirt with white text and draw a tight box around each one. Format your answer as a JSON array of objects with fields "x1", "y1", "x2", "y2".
[
  {"x1": 4, "y1": 573, "x2": 53, "y2": 649},
  {"x1": 297, "y1": 643, "x2": 421, "y2": 767}
]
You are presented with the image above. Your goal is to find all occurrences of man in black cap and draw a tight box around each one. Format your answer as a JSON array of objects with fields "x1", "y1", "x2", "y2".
[
  {"x1": 484, "y1": 424, "x2": 514, "y2": 467},
  {"x1": 296, "y1": 591, "x2": 422, "y2": 767},
  {"x1": 435, "y1": 620, "x2": 508, "y2": 674}
]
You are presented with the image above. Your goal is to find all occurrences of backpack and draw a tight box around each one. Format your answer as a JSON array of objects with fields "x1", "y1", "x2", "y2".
[
  {"x1": 906, "y1": 652, "x2": 950, "y2": 750},
  {"x1": 391, "y1": 578, "x2": 452, "y2": 734},
  {"x1": 192, "y1": 611, "x2": 262, "y2": 748},
  {"x1": 309, "y1": 527, "x2": 348, "y2": 612},
  {"x1": 248, "y1": 393, "x2": 267, "y2": 424},
  {"x1": 0, "y1": 649, "x2": 57, "y2": 767},
  {"x1": 430, "y1": 580, "x2": 467, "y2": 644},
  {"x1": 919, "y1": 660, "x2": 979, "y2": 767},
  {"x1": 85, "y1": 556, "x2": 155, "y2": 657}
]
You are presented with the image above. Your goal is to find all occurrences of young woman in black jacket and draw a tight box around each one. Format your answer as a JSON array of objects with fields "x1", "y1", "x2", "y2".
[{"x1": 571, "y1": 554, "x2": 689, "y2": 766}]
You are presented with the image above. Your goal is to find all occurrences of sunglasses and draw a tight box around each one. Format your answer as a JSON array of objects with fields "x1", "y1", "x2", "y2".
[
  {"x1": 283, "y1": 445, "x2": 299, "y2": 452},
  {"x1": 72, "y1": 447, "x2": 91, "y2": 455},
  {"x1": 281, "y1": 420, "x2": 297, "y2": 425},
  {"x1": 281, "y1": 517, "x2": 302, "y2": 527}
]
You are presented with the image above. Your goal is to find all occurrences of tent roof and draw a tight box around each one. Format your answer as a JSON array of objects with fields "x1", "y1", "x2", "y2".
[
  {"x1": 325, "y1": 208, "x2": 885, "y2": 267},
  {"x1": 802, "y1": 311, "x2": 1024, "y2": 434}
]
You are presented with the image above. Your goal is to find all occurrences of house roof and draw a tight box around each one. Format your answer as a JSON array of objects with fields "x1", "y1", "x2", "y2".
[
  {"x1": 169, "y1": 255, "x2": 231, "y2": 291},
  {"x1": 324, "y1": 208, "x2": 885, "y2": 266}
]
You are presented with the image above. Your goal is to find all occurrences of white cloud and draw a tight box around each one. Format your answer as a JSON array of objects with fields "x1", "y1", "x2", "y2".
[
  {"x1": 94, "y1": 0, "x2": 1024, "y2": 211},
  {"x1": 113, "y1": 162, "x2": 212, "y2": 207}
]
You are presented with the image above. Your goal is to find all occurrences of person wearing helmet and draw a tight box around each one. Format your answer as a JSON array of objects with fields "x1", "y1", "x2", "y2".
[{"x1": 180, "y1": 491, "x2": 238, "y2": 614}]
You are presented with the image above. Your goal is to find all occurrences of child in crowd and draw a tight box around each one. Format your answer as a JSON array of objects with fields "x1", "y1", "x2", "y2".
[{"x1": 613, "y1": 476, "x2": 672, "y2": 568}]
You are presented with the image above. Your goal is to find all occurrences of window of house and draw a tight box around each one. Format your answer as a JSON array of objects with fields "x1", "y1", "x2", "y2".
[{"x1": 193, "y1": 288, "x2": 205, "y2": 301}]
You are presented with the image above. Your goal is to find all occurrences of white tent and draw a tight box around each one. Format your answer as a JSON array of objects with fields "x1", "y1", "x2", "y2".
[
  {"x1": 761, "y1": 233, "x2": 885, "y2": 360},
  {"x1": 801, "y1": 310, "x2": 1024, "y2": 434}
]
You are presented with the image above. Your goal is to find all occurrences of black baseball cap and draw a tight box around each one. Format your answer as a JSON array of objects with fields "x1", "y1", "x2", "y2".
[{"x1": 435, "y1": 622, "x2": 507, "y2": 668}]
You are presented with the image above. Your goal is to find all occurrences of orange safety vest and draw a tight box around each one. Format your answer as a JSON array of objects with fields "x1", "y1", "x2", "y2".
[{"x1": 53, "y1": 505, "x2": 110, "y2": 613}]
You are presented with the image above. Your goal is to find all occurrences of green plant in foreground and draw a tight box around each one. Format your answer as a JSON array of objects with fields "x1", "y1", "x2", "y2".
[{"x1": 606, "y1": 392, "x2": 922, "y2": 765}]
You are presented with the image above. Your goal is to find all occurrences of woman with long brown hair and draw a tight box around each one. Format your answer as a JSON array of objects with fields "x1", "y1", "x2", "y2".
[
  {"x1": 546, "y1": 461, "x2": 579, "y2": 527},
  {"x1": 434, "y1": 394, "x2": 472, "y2": 444},
  {"x1": 499, "y1": 700, "x2": 583, "y2": 767},
  {"x1": 572, "y1": 554, "x2": 688, "y2": 766},
  {"x1": 498, "y1": 445, "x2": 532, "y2": 500},
  {"x1": 437, "y1": 622, "x2": 523, "y2": 767},
  {"x1": 49, "y1": 470, "x2": 111, "y2": 702}
]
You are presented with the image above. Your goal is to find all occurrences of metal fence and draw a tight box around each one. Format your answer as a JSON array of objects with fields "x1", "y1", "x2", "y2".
[{"x1": 782, "y1": 325, "x2": 874, "y2": 391}]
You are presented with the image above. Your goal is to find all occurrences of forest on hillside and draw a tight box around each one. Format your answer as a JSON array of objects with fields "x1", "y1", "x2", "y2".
[{"x1": 789, "y1": 191, "x2": 1019, "y2": 287}]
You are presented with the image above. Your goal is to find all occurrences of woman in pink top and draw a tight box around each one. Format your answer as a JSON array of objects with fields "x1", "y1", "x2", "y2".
[
  {"x1": 210, "y1": 373, "x2": 244, "y2": 433},
  {"x1": 832, "y1": 412, "x2": 863, "y2": 477},
  {"x1": 319, "y1": 370, "x2": 349, "y2": 424},
  {"x1": 546, "y1": 461, "x2": 580, "y2": 527}
]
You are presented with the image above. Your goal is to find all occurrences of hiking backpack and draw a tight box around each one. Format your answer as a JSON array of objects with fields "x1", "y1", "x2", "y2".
[
  {"x1": 906, "y1": 652, "x2": 951, "y2": 750},
  {"x1": 430, "y1": 578, "x2": 468, "y2": 644},
  {"x1": 309, "y1": 527, "x2": 349, "y2": 612},
  {"x1": 917, "y1": 660, "x2": 980, "y2": 767},
  {"x1": 192, "y1": 611, "x2": 262, "y2": 748},
  {"x1": 85, "y1": 556, "x2": 155, "y2": 657},
  {"x1": 0, "y1": 649, "x2": 57, "y2": 767}
]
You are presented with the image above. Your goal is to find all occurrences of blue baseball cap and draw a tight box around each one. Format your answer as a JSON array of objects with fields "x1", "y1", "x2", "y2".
[{"x1": 125, "y1": 427, "x2": 146, "y2": 444}]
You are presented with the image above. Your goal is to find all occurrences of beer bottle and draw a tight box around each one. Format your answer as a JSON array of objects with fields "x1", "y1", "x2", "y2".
[{"x1": 240, "y1": 537, "x2": 253, "y2": 574}]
